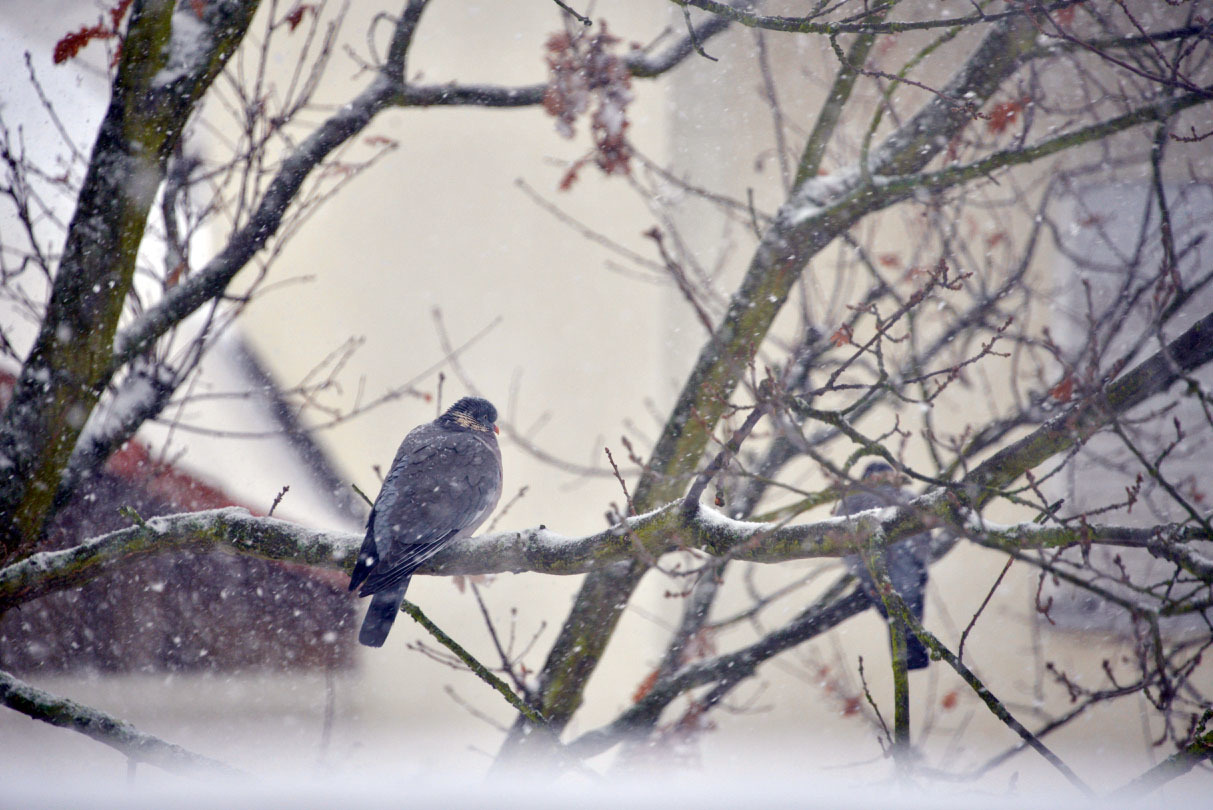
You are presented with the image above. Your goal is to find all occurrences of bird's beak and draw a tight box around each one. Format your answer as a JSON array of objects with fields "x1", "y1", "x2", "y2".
[{"x1": 494, "y1": 424, "x2": 500, "y2": 435}]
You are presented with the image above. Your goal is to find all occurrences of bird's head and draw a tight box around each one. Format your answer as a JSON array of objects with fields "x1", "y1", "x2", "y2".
[
  {"x1": 859, "y1": 461, "x2": 896, "y2": 483},
  {"x1": 441, "y1": 396, "x2": 500, "y2": 434}
]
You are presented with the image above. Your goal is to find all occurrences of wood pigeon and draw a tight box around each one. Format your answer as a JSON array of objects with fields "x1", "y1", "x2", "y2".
[
  {"x1": 349, "y1": 397, "x2": 503, "y2": 647},
  {"x1": 835, "y1": 461, "x2": 932, "y2": 670}
]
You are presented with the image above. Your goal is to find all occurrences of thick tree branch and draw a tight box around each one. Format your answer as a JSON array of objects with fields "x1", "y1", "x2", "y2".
[
  {"x1": 963, "y1": 514, "x2": 1212, "y2": 581},
  {"x1": 0, "y1": 507, "x2": 360, "y2": 609},
  {"x1": 627, "y1": 11, "x2": 732, "y2": 77},
  {"x1": 870, "y1": 86, "x2": 1213, "y2": 203},
  {"x1": 501, "y1": 13, "x2": 1042, "y2": 758},
  {"x1": 1112, "y1": 710, "x2": 1213, "y2": 798},
  {"x1": 0, "y1": 668, "x2": 242, "y2": 777},
  {"x1": 0, "y1": 0, "x2": 260, "y2": 559},
  {"x1": 110, "y1": 71, "x2": 404, "y2": 374},
  {"x1": 792, "y1": 6, "x2": 888, "y2": 188},
  {"x1": 963, "y1": 310, "x2": 1213, "y2": 509},
  {"x1": 863, "y1": 532, "x2": 912, "y2": 758},
  {"x1": 3, "y1": 499, "x2": 1205, "y2": 614},
  {"x1": 6, "y1": 308, "x2": 1211, "y2": 610},
  {"x1": 53, "y1": 361, "x2": 178, "y2": 511},
  {"x1": 395, "y1": 15, "x2": 733, "y2": 106},
  {"x1": 674, "y1": 0, "x2": 1082, "y2": 36}
]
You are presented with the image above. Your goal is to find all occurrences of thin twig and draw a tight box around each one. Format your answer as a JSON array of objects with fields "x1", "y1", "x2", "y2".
[
  {"x1": 957, "y1": 556, "x2": 1014, "y2": 663},
  {"x1": 469, "y1": 581, "x2": 532, "y2": 699},
  {"x1": 857, "y1": 655, "x2": 893, "y2": 749},
  {"x1": 605, "y1": 447, "x2": 637, "y2": 516},
  {"x1": 683, "y1": 402, "x2": 768, "y2": 516},
  {"x1": 400, "y1": 599, "x2": 546, "y2": 726},
  {"x1": 351, "y1": 482, "x2": 375, "y2": 507},
  {"x1": 267, "y1": 485, "x2": 289, "y2": 517},
  {"x1": 552, "y1": 0, "x2": 591, "y2": 26},
  {"x1": 680, "y1": 2, "x2": 719, "y2": 61}
]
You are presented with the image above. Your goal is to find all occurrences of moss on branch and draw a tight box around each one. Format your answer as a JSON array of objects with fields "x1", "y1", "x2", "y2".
[{"x1": 2, "y1": 499, "x2": 1205, "y2": 613}]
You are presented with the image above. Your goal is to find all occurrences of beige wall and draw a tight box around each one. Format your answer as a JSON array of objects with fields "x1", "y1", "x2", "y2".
[{"x1": 237, "y1": 0, "x2": 688, "y2": 762}]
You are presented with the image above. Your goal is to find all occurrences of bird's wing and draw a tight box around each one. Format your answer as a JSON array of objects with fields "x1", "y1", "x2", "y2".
[{"x1": 359, "y1": 424, "x2": 502, "y2": 596}]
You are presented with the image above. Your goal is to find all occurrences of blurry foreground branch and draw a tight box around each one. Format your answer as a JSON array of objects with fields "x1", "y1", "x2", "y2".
[{"x1": 0, "y1": 669, "x2": 242, "y2": 777}]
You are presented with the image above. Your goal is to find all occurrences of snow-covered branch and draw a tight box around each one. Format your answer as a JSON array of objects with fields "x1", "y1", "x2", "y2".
[
  {"x1": 963, "y1": 514, "x2": 1213, "y2": 580},
  {"x1": 55, "y1": 361, "x2": 178, "y2": 507},
  {"x1": 2, "y1": 498, "x2": 1206, "y2": 611},
  {"x1": 0, "y1": 0, "x2": 259, "y2": 558},
  {"x1": 0, "y1": 508, "x2": 359, "y2": 609}
]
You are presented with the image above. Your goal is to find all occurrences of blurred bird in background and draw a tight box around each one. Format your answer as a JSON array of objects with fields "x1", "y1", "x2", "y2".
[
  {"x1": 349, "y1": 397, "x2": 503, "y2": 647},
  {"x1": 835, "y1": 461, "x2": 932, "y2": 670}
]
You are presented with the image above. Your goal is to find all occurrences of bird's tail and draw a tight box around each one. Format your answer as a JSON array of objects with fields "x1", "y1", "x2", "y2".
[
  {"x1": 891, "y1": 589, "x2": 930, "y2": 670},
  {"x1": 904, "y1": 632, "x2": 930, "y2": 671},
  {"x1": 358, "y1": 578, "x2": 411, "y2": 648}
]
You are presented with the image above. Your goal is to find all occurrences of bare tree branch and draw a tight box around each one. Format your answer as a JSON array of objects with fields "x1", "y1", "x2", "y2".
[
  {"x1": 674, "y1": 0, "x2": 1084, "y2": 36},
  {"x1": 0, "y1": 0, "x2": 260, "y2": 559},
  {"x1": 4, "y1": 493, "x2": 1205, "y2": 614},
  {"x1": 0, "y1": 668, "x2": 242, "y2": 777},
  {"x1": 1112, "y1": 709, "x2": 1213, "y2": 798},
  {"x1": 498, "y1": 12, "x2": 1048, "y2": 757}
]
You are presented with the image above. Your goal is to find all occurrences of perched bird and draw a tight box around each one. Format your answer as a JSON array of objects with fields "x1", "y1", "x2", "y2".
[
  {"x1": 349, "y1": 397, "x2": 502, "y2": 647},
  {"x1": 836, "y1": 461, "x2": 932, "y2": 670}
]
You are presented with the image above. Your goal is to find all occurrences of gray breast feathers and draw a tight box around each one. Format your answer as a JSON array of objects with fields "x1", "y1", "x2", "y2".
[{"x1": 359, "y1": 423, "x2": 502, "y2": 595}]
